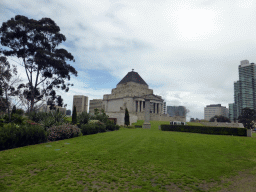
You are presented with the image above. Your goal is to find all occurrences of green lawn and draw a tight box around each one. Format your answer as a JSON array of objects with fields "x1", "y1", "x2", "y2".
[
  {"x1": 186, "y1": 122, "x2": 205, "y2": 126},
  {"x1": 1, "y1": 121, "x2": 256, "y2": 191}
]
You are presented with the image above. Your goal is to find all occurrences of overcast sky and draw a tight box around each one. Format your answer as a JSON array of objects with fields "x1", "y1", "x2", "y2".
[{"x1": 1, "y1": 0, "x2": 256, "y2": 120}]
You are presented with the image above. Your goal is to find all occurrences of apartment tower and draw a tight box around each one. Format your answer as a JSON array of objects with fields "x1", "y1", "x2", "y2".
[{"x1": 229, "y1": 60, "x2": 256, "y2": 121}]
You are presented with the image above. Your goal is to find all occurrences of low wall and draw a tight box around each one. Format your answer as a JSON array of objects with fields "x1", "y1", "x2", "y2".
[
  {"x1": 106, "y1": 112, "x2": 138, "y2": 126},
  {"x1": 201, "y1": 122, "x2": 244, "y2": 128},
  {"x1": 131, "y1": 112, "x2": 186, "y2": 122}
]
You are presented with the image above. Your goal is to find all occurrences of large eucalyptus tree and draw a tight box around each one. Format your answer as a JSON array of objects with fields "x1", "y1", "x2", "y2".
[{"x1": 0, "y1": 15, "x2": 78, "y2": 112}]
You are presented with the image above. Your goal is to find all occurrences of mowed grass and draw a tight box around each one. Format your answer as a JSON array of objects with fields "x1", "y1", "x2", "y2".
[
  {"x1": 1, "y1": 121, "x2": 256, "y2": 191},
  {"x1": 186, "y1": 122, "x2": 205, "y2": 126}
]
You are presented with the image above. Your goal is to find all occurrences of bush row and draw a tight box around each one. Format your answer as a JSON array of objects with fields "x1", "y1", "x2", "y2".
[
  {"x1": 0, "y1": 124, "x2": 48, "y2": 151},
  {"x1": 80, "y1": 123, "x2": 120, "y2": 135},
  {"x1": 0, "y1": 122, "x2": 120, "y2": 151},
  {"x1": 160, "y1": 125, "x2": 247, "y2": 136}
]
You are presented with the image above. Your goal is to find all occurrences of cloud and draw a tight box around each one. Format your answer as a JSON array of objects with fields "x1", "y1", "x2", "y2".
[{"x1": 1, "y1": 0, "x2": 256, "y2": 119}]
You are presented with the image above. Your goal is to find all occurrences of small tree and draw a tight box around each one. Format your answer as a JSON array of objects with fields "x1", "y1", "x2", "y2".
[
  {"x1": 72, "y1": 105, "x2": 77, "y2": 125},
  {"x1": 125, "y1": 108, "x2": 130, "y2": 126},
  {"x1": 238, "y1": 108, "x2": 256, "y2": 129}
]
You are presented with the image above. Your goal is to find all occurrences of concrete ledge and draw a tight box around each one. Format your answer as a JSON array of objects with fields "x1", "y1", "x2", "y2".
[
  {"x1": 247, "y1": 129, "x2": 252, "y2": 137},
  {"x1": 143, "y1": 123, "x2": 151, "y2": 129}
]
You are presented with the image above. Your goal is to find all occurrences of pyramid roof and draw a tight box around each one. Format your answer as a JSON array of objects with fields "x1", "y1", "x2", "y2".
[{"x1": 117, "y1": 70, "x2": 148, "y2": 86}]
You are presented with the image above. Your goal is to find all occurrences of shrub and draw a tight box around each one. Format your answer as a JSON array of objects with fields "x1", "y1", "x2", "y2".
[
  {"x1": 27, "y1": 111, "x2": 68, "y2": 130},
  {"x1": 95, "y1": 122, "x2": 106, "y2": 133},
  {"x1": 77, "y1": 112, "x2": 90, "y2": 126},
  {"x1": 115, "y1": 125, "x2": 120, "y2": 130},
  {"x1": 2, "y1": 113, "x2": 26, "y2": 125},
  {"x1": 47, "y1": 124, "x2": 82, "y2": 141},
  {"x1": 106, "y1": 124, "x2": 116, "y2": 131},
  {"x1": 80, "y1": 124, "x2": 98, "y2": 135},
  {"x1": 28, "y1": 111, "x2": 47, "y2": 123},
  {"x1": 160, "y1": 125, "x2": 247, "y2": 136},
  {"x1": 135, "y1": 125, "x2": 142, "y2": 128},
  {"x1": 0, "y1": 123, "x2": 47, "y2": 151},
  {"x1": 9, "y1": 114, "x2": 26, "y2": 125}
]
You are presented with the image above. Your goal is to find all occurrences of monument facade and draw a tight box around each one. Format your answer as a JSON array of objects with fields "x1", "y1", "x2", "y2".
[
  {"x1": 89, "y1": 99, "x2": 103, "y2": 114},
  {"x1": 102, "y1": 70, "x2": 185, "y2": 125}
]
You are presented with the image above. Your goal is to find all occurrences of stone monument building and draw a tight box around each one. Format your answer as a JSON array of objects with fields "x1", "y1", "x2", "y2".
[
  {"x1": 89, "y1": 99, "x2": 103, "y2": 114},
  {"x1": 73, "y1": 95, "x2": 88, "y2": 114},
  {"x1": 102, "y1": 70, "x2": 185, "y2": 125}
]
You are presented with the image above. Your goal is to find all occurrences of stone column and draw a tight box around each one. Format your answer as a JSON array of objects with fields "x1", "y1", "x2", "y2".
[
  {"x1": 143, "y1": 99, "x2": 151, "y2": 129},
  {"x1": 137, "y1": 101, "x2": 140, "y2": 112}
]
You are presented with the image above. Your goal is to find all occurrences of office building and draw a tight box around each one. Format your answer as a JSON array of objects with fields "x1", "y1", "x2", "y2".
[
  {"x1": 229, "y1": 60, "x2": 256, "y2": 121},
  {"x1": 73, "y1": 95, "x2": 88, "y2": 114},
  {"x1": 204, "y1": 104, "x2": 229, "y2": 121}
]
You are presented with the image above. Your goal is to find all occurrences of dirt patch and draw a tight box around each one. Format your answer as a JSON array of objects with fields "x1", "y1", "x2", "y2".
[
  {"x1": 217, "y1": 169, "x2": 256, "y2": 192},
  {"x1": 165, "y1": 184, "x2": 185, "y2": 191},
  {"x1": 196, "y1": 168, "x2": 256, "y2": 192}
]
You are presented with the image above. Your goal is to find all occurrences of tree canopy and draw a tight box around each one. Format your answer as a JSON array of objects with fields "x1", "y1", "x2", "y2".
[
  {"x1": 0, "y1": 15, "x2": 78, "y2": 112},
  {"x1": 209, "y1": 115, "x2": 230, "y2": 123},
  {"x1": 238, "y1": 108, "x2": 256, "y2": 129}
]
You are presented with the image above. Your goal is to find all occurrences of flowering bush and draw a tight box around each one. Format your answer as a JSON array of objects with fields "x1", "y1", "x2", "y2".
[{"x1": 47, "y1": 124, "x2": 82, "y2": 141}]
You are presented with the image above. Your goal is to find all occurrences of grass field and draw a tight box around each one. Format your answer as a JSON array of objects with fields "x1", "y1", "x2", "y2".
[
  {"x1": 186, "y1": 122, "x2": 205, "y2": 126},
  {"x1": 1, "y1": 121, "x2": 256, "y2": 191}
]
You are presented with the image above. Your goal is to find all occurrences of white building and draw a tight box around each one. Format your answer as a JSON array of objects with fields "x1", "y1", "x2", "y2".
[{"x1": 204, "y1": 104, "x2": 229, "y2": 121}]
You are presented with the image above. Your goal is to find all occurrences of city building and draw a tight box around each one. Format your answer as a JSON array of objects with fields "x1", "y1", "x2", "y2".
[
  {"x1": 204, "y1": 104, "x2": 229, "y2": 121},
  {"x1": 167, "y1": 106, "x2": 186, "y2": 117},
  {"x1": 229, "y1": 60, "x2": 256, "y2": 121},
  {"x1": 73, "y1": 95, "x2": 88, "y2": 115},
  {"x1": 38, "y1": 104, "x2": 66, "y2": 115},
  {"x1": 89, "y1": 99, "x2": 103, "y2": 114}
]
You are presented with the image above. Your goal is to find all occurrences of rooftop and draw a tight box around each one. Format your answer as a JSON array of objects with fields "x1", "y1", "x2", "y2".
[{"x1": 117, "y1": 70, "x2": 148, "y2": 86}]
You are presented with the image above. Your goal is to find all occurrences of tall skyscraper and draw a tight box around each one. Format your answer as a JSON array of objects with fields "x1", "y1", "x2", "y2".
[{"x1": 229, "y1": 60, "x2": 256, "y2": 121}]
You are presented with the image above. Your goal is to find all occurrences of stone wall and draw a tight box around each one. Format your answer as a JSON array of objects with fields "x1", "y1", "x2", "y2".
[
  {"x1": 200, "y1": 122, "x2": 244, "y2": 128},
  {"x1": 89, "y1": 99, "x2": 103, "y2": 114},
  {"x1": 104, "y1": 82, "x2": 153, "y2": 100},
  {"x1": 106, "y1": 112, "x2": 138, "y2": 125},
  {"x1": 131, "y1": 112, "x2": 186, "y2": 122}
]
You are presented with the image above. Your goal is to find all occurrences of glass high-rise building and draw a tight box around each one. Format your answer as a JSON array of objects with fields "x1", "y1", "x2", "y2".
[{"x1": 229, "y1": 60, "x2": 256, "y2": 121}]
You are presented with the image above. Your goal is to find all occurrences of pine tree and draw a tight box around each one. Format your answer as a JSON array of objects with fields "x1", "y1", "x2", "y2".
[
  {"x1": 72, "y1": 105, "x2": 77, "y2": 125},
  {"x1": 125, "y1": 108, "x2": 130, "y2": 127}
]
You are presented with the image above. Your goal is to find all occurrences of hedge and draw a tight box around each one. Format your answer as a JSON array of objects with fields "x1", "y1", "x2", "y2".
[
  {"x1": 160, "y1": 125, "x2": 247, "y2": 136},
  {"x1": 0, "y1": 123, "x2": 48, "y2": 151}
]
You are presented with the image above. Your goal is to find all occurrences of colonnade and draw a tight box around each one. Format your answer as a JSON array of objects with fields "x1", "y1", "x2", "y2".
[{"x1": 135, "y1": 100, "x2": 162, "y2": 114}]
